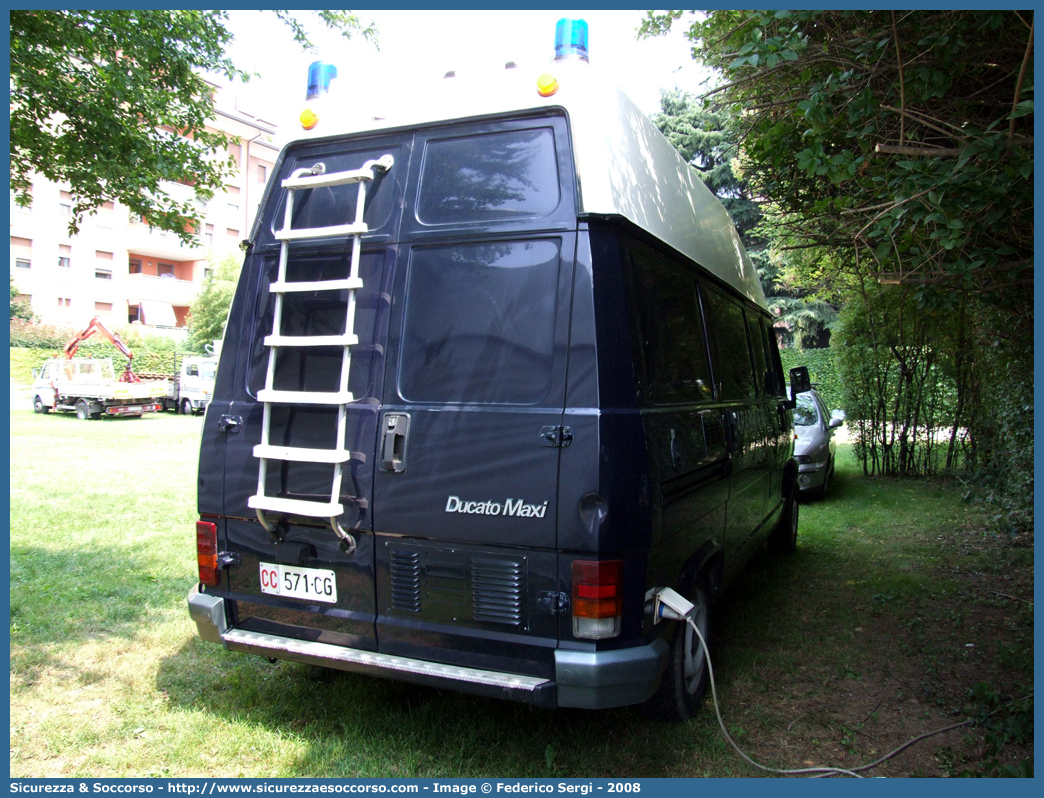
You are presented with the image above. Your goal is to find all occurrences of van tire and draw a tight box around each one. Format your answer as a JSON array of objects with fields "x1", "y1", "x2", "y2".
[
  {"x1": 768, "y1": 492, "x2": 799, "y2": 554},
  {"x1": 642, "y1": 575, "x2": 711, "y2": 722},
  {"x1": 33, "y1": 396, "x2": 49, "y2": 414},
  {"x1": 75, "y1": 399, "x2": 92, "y2": 421},
  {"x1": 180, "y1": 398, "x2": 192, "y2": 415}
]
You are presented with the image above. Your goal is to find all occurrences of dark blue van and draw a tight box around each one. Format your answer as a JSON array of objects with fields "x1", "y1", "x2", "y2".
[{"x1": 188, "y1": 40, "x2": 804, "y2": 721}]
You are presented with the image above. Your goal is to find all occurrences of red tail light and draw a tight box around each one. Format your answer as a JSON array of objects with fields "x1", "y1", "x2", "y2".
[
  {"x1": 196, "y1": 521, "x2": 219, "y2": 586},
  {"x1": 572, "y1": 559, "x2": 623, "y2": 639}
]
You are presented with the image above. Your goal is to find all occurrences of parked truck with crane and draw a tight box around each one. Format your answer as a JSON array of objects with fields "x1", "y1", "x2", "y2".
[{"x1": 30, "y1": 317, "x2": 169, "y2": 419}]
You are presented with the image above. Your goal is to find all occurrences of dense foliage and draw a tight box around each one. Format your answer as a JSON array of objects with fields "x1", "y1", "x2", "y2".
[
  {"x1": 652, "y1": 90, "x2": 837, "y2": 348},
  {"x1": 10, "y1": 10, "x2": 376, "y2": 245},
  {"x1": 185, "y1": 253, "x2": 243, "y2": 353},
  {"x1": 644, "y1": 10, "x2": 1032, "y2": 532},
  {"x1": 9, "y1": 319, "x2": 72, "y2": 349},
  {"x1": 643, "y1": 10, "x2": 1033, "y2": 307}
]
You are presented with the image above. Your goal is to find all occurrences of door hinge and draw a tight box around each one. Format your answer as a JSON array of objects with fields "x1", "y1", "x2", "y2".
[
  {"x1": 537, "y1": 591, "x2": 570, "y2": 615},
  {"x1": 216, "y1": 551, "x2": 242, "y2": 570},
  {"x1": 218, "y1": 415, "x2": 242, "y2": 434},
  {"x1": 539, "y1": 425, "x2": 573, "y2": 448}
]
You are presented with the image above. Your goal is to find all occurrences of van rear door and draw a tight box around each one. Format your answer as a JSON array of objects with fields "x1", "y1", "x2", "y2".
[
  {"x1": 372, "y1": 117, "x2": 578, "y2": 675},
  {"x1": 215, "y1": 135, "x2": 410, "y2": 652}
]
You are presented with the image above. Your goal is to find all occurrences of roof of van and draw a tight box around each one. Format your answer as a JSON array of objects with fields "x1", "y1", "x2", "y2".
[{"x1": 291, "y1": 61, "x2": 768, "y2": 309}]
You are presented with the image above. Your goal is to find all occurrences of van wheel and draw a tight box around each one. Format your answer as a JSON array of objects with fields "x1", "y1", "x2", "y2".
[
  {"x1": 643, "y1": 576, "x2": 711, "y2": 721},
  {"x1": 75, "y1": 399, "x2": 92, "y2": 421},
  {"x1": 33, "y1": 396, "x2": 49, "y2": 414},
  {"x1": 180, "y1": 398, "x2": 192, "y2": 415},
  {"x1": 768, "y1": 492, "x2": 799, "y2": 554}
]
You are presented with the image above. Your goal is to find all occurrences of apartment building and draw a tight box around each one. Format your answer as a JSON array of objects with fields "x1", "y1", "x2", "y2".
[{"x1": 10, "y1": 93, "x2": 280, "y2": 339}]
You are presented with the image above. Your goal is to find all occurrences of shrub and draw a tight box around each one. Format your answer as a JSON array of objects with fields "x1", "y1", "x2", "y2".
[
  {"x1": 9, "y1": 319, "x2": 71, "y2": 349},
  {"x1": 832, "y1": 288, "x2": 965, "y2": 477}
]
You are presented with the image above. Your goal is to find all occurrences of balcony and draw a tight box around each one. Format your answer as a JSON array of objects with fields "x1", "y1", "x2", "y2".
[
  {"x1": 125, "y1": 222, "x2": 205, "y2": 261},
  {"x1": 125, "y1": 273, "x2": 200, "y2": 305}
]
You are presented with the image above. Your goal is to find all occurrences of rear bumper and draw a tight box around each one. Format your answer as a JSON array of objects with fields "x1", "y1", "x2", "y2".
[
  {"x1": 187, "y1": 586, "x2": 667, "y2": 710},
  {"x1": 105, "y1": 402, "x2": 162, "y2": 416}
]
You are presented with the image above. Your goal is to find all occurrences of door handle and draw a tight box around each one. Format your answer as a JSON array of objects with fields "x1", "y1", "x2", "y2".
[
  {"x1": 380, "y1": 413, "x2": 410, "y2": 473},
  {"x1": 670, "y1": 428, "x2": 682, "y2": 471}
]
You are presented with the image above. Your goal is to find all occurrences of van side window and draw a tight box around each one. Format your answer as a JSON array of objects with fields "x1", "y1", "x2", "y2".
[
  {"x1": 417, "y1": 128, "x2": 560, "y2": 225},
  {"x1": 745, "y1": 311, "x2": 769, "y2": 397},
  {"x1": 398, "y1": 239, "x2": 560, "y2": 404},
  {"x1": 631, "y1": 250, "x2": 713, "y2": 404},
  {"x1": 700, "y1": 284, "x2": 756, "y2": 401},
  {"x1": 760, "y1": 317, "x2": 786, "y2": 396}
]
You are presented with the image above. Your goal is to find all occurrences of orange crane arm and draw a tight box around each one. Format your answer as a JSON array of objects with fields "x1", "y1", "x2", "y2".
[{"x1": 63, "y1": 317, "x2": 140, "y2": 382}]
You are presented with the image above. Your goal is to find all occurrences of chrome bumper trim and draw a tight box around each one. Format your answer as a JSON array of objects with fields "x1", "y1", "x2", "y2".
[{"x1": 221, "y1": 628, "x2": 551, "y2": 693}]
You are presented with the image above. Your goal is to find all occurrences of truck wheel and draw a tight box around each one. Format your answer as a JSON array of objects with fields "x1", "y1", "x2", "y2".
[
  {"x1": 180, "y1": 398, "x2": 192, "y2": 415},
  {"x1": 768, "y1": 491, "x2": 799, "y2": 554},
  {"x1": 33, "y1": 396, "x2": 49, "y2": 414},
  {"x1": 643, "y1": 575, "x2": 711, "y2": 721},
  {"x1": 75, "y1": 399, "x2": 91, "y2": 420}
]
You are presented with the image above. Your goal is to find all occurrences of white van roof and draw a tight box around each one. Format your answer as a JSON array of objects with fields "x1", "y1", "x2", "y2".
[{"x1": 291, "y1": 61, "x2": 768, "y2": 310}]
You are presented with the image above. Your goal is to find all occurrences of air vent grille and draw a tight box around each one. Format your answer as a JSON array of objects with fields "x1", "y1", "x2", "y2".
[
  {"x1": 472, "y1": 558, "x2": 523, "y2": 625},
  {"x1": 389, "y1": 550, "x2": 421, "y2": 612}
]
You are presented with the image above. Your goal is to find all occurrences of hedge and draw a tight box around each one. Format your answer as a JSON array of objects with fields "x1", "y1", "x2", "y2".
[
  {"x1": 780, "y1": 347, "x2": 843, "y2": 412},
  {"x1": 9, "y1": 320, "x2": 185, "y2": 385}
]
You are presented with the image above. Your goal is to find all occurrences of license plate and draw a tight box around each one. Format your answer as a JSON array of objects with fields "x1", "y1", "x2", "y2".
[{"x1": 259, "y1": 562, "x2": 337, "y2": 604}]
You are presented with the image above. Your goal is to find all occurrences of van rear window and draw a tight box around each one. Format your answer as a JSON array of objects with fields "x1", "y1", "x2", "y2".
[
  {"x1": 416, "y1": 128, "x2": 560, "y2": 225},
  {"x1": 398, "y1": 239, "x2": 560, "y2": 404},
  {"x1": 273, "y1": 145, "x2": 402, "y2": 235}
]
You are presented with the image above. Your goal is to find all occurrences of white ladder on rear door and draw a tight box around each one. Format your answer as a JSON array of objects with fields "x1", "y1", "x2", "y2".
[{"x1": 248, "y1": 155, "x2": 394, "y2": 546}]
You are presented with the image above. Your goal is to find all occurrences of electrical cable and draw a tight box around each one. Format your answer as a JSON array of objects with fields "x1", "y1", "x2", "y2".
[
  {"x1": 657, "y1": 588, "x2": 1017, "y2": 777},
  {"x1": 686, "y1": 616, "x2": 1028, "y2": 778},
  {"x1": 687, "y1": 616, "x2": 864, "y2": 778}
]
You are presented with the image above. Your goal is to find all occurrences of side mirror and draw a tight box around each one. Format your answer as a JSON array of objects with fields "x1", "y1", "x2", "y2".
[
  {"x1": 828, "y1": 417, "x2": 843, "y2": 429},
  {"x1": 789, "y1": 366, "x2": 811, "y2": 401},
  {"x1": 831, "y1": 409, "x2": 846, "y2": 422}
]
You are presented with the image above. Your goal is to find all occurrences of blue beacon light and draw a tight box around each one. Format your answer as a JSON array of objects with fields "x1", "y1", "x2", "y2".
[
  {"x1": 306, "y1": 61, "x2": 338, "y2": 100},
  {"x1": 554, "y1": 18, "x2": 589, "y2": 62}
]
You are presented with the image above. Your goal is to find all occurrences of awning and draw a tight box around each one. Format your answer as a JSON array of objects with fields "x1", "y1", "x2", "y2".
[{"x1": 138, "y1": 300, "x2": 177, "y2": 327}]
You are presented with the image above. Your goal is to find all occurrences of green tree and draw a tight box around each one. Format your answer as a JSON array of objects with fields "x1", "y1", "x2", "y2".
[
  {"x1": 652, "y1": 89, "x2": 837, "y2": 347},
  {"x1": 654, "y1": 89, "x2": 761, "y2": 237},
  {"x1": 641, "y1": 10, "x2": 1033, "y2": 312},
  {"x1": 186, "y1": 253, "x2": 243, "y2": 352},
  {"x1": 10, "y1": 277, "x2": 35, "y2": 322},
  {"x1": 10, "y1": 10, "x2": 376, "y2": 245}
]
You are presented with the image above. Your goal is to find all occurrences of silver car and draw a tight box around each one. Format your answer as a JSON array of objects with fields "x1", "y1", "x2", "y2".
[{"x1": 793, "y1": 389, "x2": 843, "y2": 499}]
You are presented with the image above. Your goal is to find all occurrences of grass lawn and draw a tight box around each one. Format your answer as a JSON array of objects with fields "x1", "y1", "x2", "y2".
[{"x1": 9, "y1": 408, "x2": 1033, "y2": 778}]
